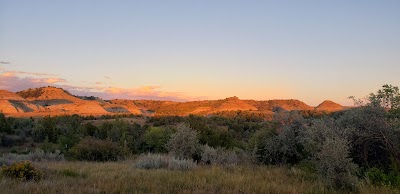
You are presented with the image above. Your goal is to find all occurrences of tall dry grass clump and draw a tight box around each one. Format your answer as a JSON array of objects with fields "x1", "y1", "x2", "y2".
[
  {"x1": 135, "y1": 153, "x2": 196, "y2": 170},
  {"x1": 0, "y1": 149, "x2": 64, "y2": 165}
]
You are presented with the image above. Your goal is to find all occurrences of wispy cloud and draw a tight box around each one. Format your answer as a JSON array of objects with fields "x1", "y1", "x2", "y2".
[
  {"x1": 2, "y1": 70, "x2": 57, "y2": 77},
  {"x1": 44, "y1": 78, "x2": 66, "y2": 83},
  {"x1": 0, "y1": 61, "x2": 11, "y2": 65},
  {"x1": 0, "y1": 72, "x2": 66, "y2": 91},
  {"x1": 0, "y1": 68, "x2": 205, "y2": 101},
  {"x1": 66, "y1": 85, "x2": 203, "y2": 101}
]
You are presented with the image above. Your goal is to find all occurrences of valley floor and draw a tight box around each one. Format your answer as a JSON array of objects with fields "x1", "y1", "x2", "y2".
[{"x1": 0, "y1": 160, "x2": 398, "y2": 194}]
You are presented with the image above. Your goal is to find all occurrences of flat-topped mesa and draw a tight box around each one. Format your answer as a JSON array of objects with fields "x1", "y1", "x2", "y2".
[
  {"x1": 315, "y1": 100, "x2": 345, "y2": 112},
  {"x1": 225, "y1": 96, "x2": 240, "y2": 101}
]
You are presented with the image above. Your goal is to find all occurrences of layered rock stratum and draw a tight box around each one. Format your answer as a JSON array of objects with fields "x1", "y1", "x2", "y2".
[{"x1": 0, "y1": 86, "x2": 347, "y2": 117}]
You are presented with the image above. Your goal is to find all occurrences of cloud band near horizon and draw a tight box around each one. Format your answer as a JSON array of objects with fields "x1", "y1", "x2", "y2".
[{"x1": 0, "y1": 67, "x2": 205, "y2": 101}]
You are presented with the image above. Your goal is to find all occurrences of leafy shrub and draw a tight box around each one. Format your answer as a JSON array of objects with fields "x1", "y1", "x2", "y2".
[
  {"x1": 252, "y1": 111, "x2": 310, "y2": 165},
  {"x1": 303, "y1": 119, "x2": 359, "y2": 191},
  {"x1": 346, "y1": 85, "x2": 400, "y2": 169},
  {"x1": 135, "y1": 154, "x2": 196, "y2": 170},
  {"x1": 38, "y1": 116, "x2": 61, "y2": 143},
  {"x1": 200, "y1": 145, "x2": 217, "y2": 164},
  {"x1": 0, "y1": 149, "x2": 64, "y2": 165},
  {"x1": 0, "y1": 113, "x2": 11, "y2": 133},
  {"x1": 368, "y1": 84, "x2": 400, "y2": 110},
  {"x1": 66, "y1": 137, "x2": 128, "y2": 162},
  {"x1": 167, "y1": 123, "x2": 200, "y2": 159},
  {"x1": 200, "y1": 145, "x2": 238, "y2": 166},
  {"x1": 336, "y1": 106, "x2": 396, "y2": 170},
  {"x1": 16, "y1": 87, "x2": 44, "y2": 98},
  {"x1": 366, "y1": 168, "x2": 400, "y2": 187},
  {"x1": 0, "y1": 134, "x2": 24, "y2": 147},
  {"x1": 10, "y1": 118, "x2": 34, "y2": 133},
  {"x1": 314, "y1": 137, "x2": 358, "y2": 191},
  {"x1": 2, "y1": 160, "x2": 44, "y2": 181},
  {"x1": 255, "y1": 126, "x2": 308, "y2": 165},
  {"x1": 143, "y1": 127, "x2": 173, "y2": 153}
]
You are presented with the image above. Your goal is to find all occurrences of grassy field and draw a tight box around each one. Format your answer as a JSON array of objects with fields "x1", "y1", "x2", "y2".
[{"x1": 1, "y1": 160, "x2": 399, "y2": 194}]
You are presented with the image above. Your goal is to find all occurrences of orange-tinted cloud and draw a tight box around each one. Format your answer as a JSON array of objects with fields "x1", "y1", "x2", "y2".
[
  {"x1": 2, "y1": 70, "x2": 57, "y2": 77},
  {"x1": 0, "y1": 72, "x2": 65, "y2": 91},
  {"x1": 71, "y1": 85, "x2": 201, "y2": 101},
  {"x1": 45, "y1": 78, "x2": 66, "y2": 84},
  {"x1": 1, "y1": 72, "x2": 15, "y2": 77},
  {"x1": 0, "y1": 69, "x2": 204, "y2": 101}
]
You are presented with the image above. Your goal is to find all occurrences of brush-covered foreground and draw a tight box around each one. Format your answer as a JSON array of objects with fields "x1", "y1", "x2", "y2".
[{"x1": 0, "y1": 160, "x2": 398, "y2": 194}]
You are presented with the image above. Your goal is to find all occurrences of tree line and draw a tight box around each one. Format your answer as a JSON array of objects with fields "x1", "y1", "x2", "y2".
[{"x1": 0, "y1": 84, "x2": 399, "y2": 191}]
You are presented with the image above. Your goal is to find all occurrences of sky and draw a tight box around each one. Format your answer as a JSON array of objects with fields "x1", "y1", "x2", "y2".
[{"x1": 0, "y1": 1, "x2": 399, "y2": 106}]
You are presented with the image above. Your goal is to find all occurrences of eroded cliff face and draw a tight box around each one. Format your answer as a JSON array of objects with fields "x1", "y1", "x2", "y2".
[
  {"x1": 0, "y1": 90, "x2": 41, "y2": 113},
  {"x1": 1, "y1": 87, "x2": 346, "y2": 117}
]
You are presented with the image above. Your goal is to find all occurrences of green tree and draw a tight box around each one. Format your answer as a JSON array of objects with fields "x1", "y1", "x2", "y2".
[
  {"x1": 337, "y1": 107, "x2": 393, "y2": 169},
  {"x1": 167, "y1": 123, "x2": 199, "y2": 159},
  {"x1": 315, "y1": 137, "x2": 358, "y2": 191},
  {"x1": 66, "y1": 137, "x2": 128, "y2": 162},
  {"x1": 143, "y1": 126, "x2": 173, "y2": 153},
  {"x1": 83, "y1": 122, "x2": 98, "y2": 137},
  {"x1": 303, "y1": 119, "x2": 358, "y2": 190},
  {"x1": 126, "y1": 123, "x2": 146, "y2": 154},
  {"x1": 369, "y1": 84, "x2": 400, "y2": 110},
  {"x1": 32, "y1": 116, "x2": 59, "y2": 143},
  {"x1": 0, "y1": 113, "x2": 11, "y2": 133}
]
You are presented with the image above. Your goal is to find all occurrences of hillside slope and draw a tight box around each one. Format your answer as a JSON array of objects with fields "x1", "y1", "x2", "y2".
[
  {"x1": 315, "y1": 100, "x2": 345, "y2": 112},
  {"x1": 245, "y1": 99, "x2": 314, "y2": 111},
  {"x1": 0, "y1": 86, "x2": 346, "y2": 117},
  {"x1": 133, "y1": 96, "x2": 259, "y2": 116},
  {"x1": 0, "y1": 90, "x2": 41, "y2": 113},
  {"x1": 16, "y1": 87, "x2": 109, "y2": 115},
  {"x1": 103, "y1": 99, "x2": 142, "y2": 115}
]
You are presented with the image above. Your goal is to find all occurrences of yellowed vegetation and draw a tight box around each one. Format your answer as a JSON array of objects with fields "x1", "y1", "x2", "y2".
[{"x1": 1, "y1": 160, "x2": 398, "y2": 194}]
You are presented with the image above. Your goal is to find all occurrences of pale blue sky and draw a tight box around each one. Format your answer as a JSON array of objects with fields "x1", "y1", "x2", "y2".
[{"x1": 0, "y1": 1, "x2": 399, "y2": 105}]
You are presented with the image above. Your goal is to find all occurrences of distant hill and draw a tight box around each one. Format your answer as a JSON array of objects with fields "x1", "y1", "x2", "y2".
[
  {"x1": 245, "y1": 99, "x2": 313, "y2": 112},
  {"x1": 103, "y1": 99, "x2": 142, "y2": 115},
  {"x1": 315, "y1": 100, "x2": 346, "y2": 112},
  {"x1": 11, "y1": 86, "x2": 109, "y2": 116},
  {"x1": 0, "y1": 90, "x2": 41, "y2": 113},
  {"x1": 0, "y1": 86, "x2": 346, "y2": 117},
  {"x1": 134, "y1": 96, "x2": 259, "y2": 116}
]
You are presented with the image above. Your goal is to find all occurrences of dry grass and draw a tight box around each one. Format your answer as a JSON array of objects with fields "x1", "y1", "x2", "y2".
[{"x1": 0, "y1": 160, "x2": 399, "y2": 194}]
